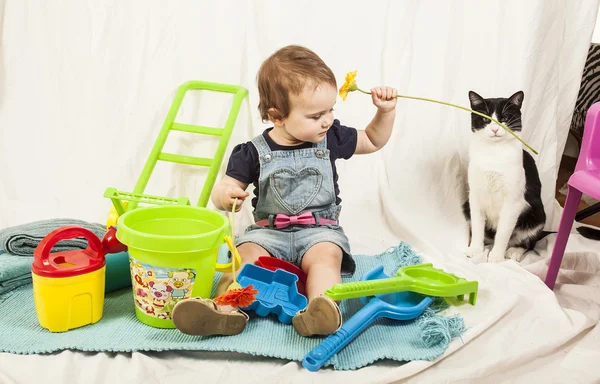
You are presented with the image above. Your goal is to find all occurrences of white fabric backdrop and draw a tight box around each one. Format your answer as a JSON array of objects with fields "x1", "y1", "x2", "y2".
[{"x1": 2, "y1": 1, "x2": 600, "y2": 383}]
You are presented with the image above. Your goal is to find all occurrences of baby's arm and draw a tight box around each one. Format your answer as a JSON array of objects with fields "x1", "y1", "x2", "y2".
[
  {"x1": 211, "y1": 175, "x2": 249, "y2": 212},
  {"x1": 213, "y1": 141, "x2": 258, "y2": 212},
  {"x1": 355, "y1": 86, "x2": 398, "y2": 155}
]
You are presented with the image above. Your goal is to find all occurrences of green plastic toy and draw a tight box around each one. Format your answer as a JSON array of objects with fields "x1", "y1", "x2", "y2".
[
  {"x1": 325, "y1": 263, "x2": 478, "y2": 305},
  {"x1": 105, "y1": 80, "x2": 248, "y2": 214}
]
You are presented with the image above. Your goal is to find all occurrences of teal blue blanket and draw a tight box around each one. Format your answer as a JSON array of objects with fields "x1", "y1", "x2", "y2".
[
  {"x1": 0, "y1": 218, "x2": 106, "y2": 256},
  {"x1": 0, "y1": 252, "x2": 32, "y2": 298},
  {"x1": 0, "y1": 243, "x2": 465, "y2": 370}
]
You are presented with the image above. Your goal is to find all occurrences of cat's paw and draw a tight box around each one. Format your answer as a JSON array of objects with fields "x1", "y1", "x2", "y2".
[
  {"x1": 506, "y1": 247, "x2": 527, "y2": 262},
  {"x1": 488, "y1": 249, "x2": 506, "y2": 263},
  {"x1": 470, "y1": 249, "x2": 489, "y2": 264},
  {"x1": 465, "y1": 245, "x2": 484, "y2": 258},
  {"x1": 465, "y1": 245, "x2": 488, "y2": 264}
]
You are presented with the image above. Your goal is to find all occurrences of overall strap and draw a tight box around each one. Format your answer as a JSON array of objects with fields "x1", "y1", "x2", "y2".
[
  {"x1": 314, "y1": 134, "x2": 328, "y2": 150},
  {"x1": 251, "y1": 133, "x2": 271, "y2": 157}
]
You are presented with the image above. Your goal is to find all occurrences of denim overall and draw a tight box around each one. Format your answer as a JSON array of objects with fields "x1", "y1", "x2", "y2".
[{"x1": 236, "y1": 133, "x2": 356, "y2": 276}]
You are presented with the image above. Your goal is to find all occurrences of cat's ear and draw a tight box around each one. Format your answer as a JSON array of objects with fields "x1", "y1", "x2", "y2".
[
  {"x1": 468, "y1": 91, "x2": 485, "y2": 107},
  {"x1": 507, "y1": 91, "x2": 524, "y2": 108}
]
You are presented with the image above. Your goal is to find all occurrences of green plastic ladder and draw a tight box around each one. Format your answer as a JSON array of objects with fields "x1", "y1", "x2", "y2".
[{"x1": 104, "y1": 80, "x2": 248, "y2": 215}]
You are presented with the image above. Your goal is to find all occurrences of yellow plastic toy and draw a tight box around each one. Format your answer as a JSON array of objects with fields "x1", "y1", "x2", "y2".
[
  {"x1": 106, "y1": 202, "x2": 128, "y2": 229},
  {"x1": 32, "y1": 226, "x2": 106, "y2": 332}
]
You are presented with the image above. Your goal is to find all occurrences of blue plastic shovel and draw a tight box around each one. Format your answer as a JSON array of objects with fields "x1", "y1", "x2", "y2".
[{"x1": 302, "y1": 265, "x2": 433, "y2": 372}]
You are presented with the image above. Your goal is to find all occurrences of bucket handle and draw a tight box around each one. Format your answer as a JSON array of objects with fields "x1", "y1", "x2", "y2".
[
  {"x1": 214, "y1": 238, "x2": 242, "y2": 273},
  {"x1": 35, "y1": 226, "x2": 105, "y2": 271}
]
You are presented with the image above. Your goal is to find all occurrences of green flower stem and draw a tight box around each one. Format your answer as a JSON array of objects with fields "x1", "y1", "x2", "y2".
[{"x1": 356, "y1": 87, "x2": 538, "y2": 155}]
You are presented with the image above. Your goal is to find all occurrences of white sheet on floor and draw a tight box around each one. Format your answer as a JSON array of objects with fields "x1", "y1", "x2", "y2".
[{"x1": 1, "y1": 1, "x2": 600, "y2": 383}]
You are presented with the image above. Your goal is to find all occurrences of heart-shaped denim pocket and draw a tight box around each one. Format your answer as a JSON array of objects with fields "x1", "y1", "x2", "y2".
[{"x1": 269, "y1": 167, "x2": 322, "y2": 214}]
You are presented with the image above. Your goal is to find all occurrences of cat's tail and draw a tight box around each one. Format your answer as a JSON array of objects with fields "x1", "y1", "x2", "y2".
[
  {"x1": 540, "y1": 231, "x2": 555, "y2": 239},
  {"x1": 538, "y1": 227, "x2": 600, "y2": 240},
  {"x1": 577, "y1": 227, "x2": 600, "y2": 240}
]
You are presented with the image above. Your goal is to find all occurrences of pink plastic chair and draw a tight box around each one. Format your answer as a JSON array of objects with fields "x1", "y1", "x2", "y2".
[{"x1": 545, "y1": 102, "x2": 600, "y2": 290}]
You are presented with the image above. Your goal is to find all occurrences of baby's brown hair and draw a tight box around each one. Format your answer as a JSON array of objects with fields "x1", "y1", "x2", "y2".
[{"x1": 257, "y1": 45, "x2": 337, "y2": 122}]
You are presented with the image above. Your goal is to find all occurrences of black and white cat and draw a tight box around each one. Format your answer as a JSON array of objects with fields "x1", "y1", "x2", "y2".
[{"x1": 463, "y1": 91, "x2": 547, "y2": 263}]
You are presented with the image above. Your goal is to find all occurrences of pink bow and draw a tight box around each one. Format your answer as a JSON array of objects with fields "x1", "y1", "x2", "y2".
[{"x1": 274, "y1": 212, "x2": 316, "y2": 229}]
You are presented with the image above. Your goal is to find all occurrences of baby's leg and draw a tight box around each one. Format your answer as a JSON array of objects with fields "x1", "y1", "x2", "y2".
[
  {"x1": 300, "y1": 242, "x2": 343, "y2": 300},
  {"x1": 214, "y1": 242, "x2": 266, "y2": 298},
  {"x1": 293, "y1": 242, "x2": 343, "y2": 337}
]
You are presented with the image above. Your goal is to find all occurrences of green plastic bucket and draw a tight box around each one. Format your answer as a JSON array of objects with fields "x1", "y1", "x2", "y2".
[{"x1": 116, "y1": 205, "x2": 230, "y2": 328}]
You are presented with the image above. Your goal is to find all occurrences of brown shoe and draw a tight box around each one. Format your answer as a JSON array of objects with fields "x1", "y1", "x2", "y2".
[
  {"x1": 172, "y1": 298, "x2": 248, "y2": 336},
  {"x1": 292, "y1": 296, "x2": 342, "y2": 337}
]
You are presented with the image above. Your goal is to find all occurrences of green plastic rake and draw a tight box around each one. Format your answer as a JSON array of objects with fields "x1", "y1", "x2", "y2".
[{"x1": 104, "y1": 80, "x2": 248, "y2": 215}]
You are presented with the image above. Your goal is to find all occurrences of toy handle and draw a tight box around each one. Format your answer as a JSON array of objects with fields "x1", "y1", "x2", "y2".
[
  {"x1": 325, "y1": 278, "x2": 409, "y2": 301},
  {"x1": 214, "y1": 259, "x2": 241, "y2": 273},
  {"x1": 302, "y1": 299, "x2": 384, "y2": 372},
  {"x1": 214, "y1": 236, "x2": 242, "y2": 273},
  {"x1": 36, "y1": 226, "x2": 105, "y2": 270}
]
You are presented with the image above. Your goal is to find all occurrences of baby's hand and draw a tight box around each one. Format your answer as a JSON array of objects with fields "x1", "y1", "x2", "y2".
[
  {"x1": 371, "y1": 86, "x2": 398, "y2": 113},
  {"x1": 220, "y1": 185, "x2": 249, "y2": 212}
]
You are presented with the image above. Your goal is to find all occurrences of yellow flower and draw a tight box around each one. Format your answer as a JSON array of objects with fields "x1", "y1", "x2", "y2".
[{"x1": 339, "y1": 70, "x2": 358, "y2": 101}]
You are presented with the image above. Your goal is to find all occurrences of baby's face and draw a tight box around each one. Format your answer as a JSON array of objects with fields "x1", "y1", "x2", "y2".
[{"x1": 284, "y1": 82, "x2": 337, "y2": 143}]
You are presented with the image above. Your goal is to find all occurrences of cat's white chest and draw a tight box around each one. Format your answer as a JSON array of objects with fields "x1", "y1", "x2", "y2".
[
  {"x1": 470, "y1": 170, "x2": 507, "y2": 227},
  {"x1": 468, "y1": 140, "x2": 525, "y2": 228}
]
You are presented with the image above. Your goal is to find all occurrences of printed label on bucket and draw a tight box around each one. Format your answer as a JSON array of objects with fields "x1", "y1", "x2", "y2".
[{"x1": 130, "y1": 257, "x2": 197, "y2": 320}]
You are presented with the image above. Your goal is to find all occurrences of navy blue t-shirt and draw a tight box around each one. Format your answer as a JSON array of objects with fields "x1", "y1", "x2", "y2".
[{"x1": 225, "y1": 119, "x2": 358, "y2": 208}]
